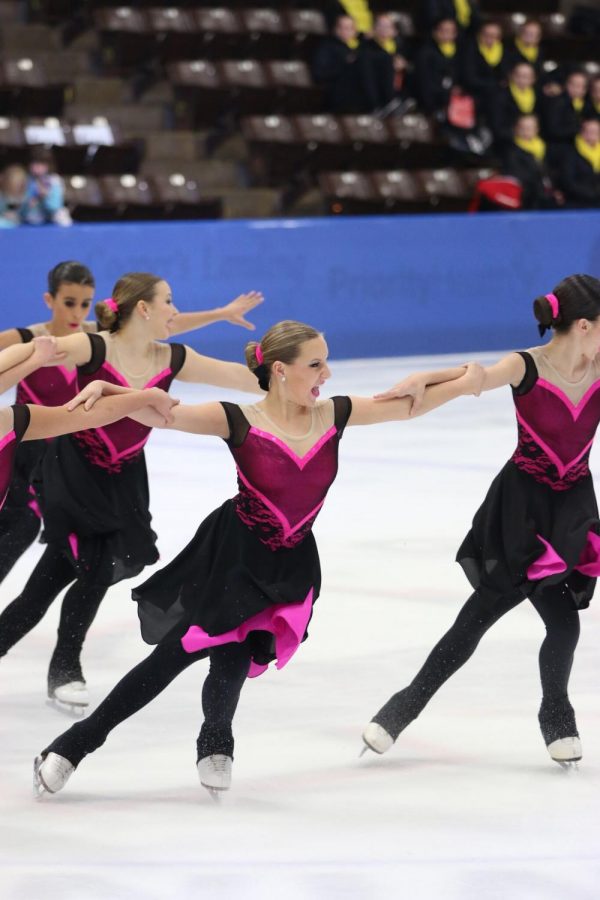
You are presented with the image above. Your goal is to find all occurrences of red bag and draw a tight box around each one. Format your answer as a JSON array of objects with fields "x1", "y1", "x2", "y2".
[{"x1": 447, "y1": 89, "x2": 476, "y2": 130}]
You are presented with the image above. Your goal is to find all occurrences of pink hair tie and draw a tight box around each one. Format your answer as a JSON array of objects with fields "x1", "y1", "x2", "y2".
[
  {"x1": 255, "y1": 344, "x2": 264, "y2": 365},
  {"x1": 545, "y1": 292, "x2": 560, "y2": 319},
  {"x1": 104, "y1": 298, "x2": 119, "y2": 314}
]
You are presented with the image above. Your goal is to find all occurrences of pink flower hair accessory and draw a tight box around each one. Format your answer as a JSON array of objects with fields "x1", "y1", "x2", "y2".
[
  {"x1": 545, "y1": 293, "x2": 560, "y2": 319},
  {"x1": 255, "y1": 344, "x2": 264, "y2": 365},
  {"x1": 104, "y1": 298, "x2": 119, "y2": 314}
]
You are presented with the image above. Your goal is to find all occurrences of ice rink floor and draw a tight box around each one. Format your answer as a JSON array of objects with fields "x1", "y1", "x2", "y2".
[{"x1": 1, "y1": 354, "x2": 599, "y2": 900}]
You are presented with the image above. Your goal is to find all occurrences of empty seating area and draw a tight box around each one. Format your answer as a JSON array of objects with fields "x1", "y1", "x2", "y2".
[{"x1": 0, "y1": 1, "x2": 598, "y2": 220}]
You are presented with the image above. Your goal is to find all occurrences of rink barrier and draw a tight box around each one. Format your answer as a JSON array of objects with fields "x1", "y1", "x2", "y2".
[{"x1": 1, "y1": 210, "x2": 599, "y2": 359}]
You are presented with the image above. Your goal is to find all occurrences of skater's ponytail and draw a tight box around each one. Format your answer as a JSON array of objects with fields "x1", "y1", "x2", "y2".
[
  {"x1": 533, "y1": 274, "x2": 600, "y2": 337},
  {"x1": 95, "y1": 272, "x2": 163, "y2": 333},
  {"x1": 245, "y1": 321, "x2": 322, "y2": 391}
]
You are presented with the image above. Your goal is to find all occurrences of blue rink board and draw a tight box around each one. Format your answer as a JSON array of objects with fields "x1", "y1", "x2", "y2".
[{"x1": 1, "y1": 210, "x2": 598, "y2": 360}]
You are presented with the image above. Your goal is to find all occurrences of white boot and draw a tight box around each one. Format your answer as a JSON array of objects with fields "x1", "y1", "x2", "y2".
[
  {"x1": 547, "y1": 736, "x2": 582, "y2": 765},
  {"x1": 362, "y1": 722, "x2": 394, "y2": 755},
  {"x1": 47, "y1": 681, "x2": 89, "y2": 716},
  {"x1": 197, "y1": 754, "x2": 232, "y2": 797},
  {"x1": 33, "y1": 753, "x2": 74, "y2": 797}
]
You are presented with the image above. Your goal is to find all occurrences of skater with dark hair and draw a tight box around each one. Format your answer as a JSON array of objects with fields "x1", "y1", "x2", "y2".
[
  {"x1": 0, "y1": 272, "x2": 263, "y2": 712},
  {"x1": 33, "y1": 319, "x2": 484, "y2": 799},
  {"x1": 363, "y1": 274, "x2": 600, "y2": 768}
]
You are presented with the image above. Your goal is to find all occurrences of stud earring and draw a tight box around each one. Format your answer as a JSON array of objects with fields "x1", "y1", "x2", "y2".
[
  {"x1": 281, "y1": 375, "x2": 286, "y2": 383},
  {"x1": 145, "y1": 315, "x2": 150, "y2": 321}
]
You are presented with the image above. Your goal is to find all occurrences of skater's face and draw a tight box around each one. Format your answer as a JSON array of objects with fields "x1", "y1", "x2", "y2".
[
  {"x1": 140, "y1": 280, "x2": 178, "y2": 339},
  {"x1": 44, "y1": 282, "x2": 94, "y2": 335},
  {"x1": 273, "y1": 335, "x2": 331, "y2": 406}
]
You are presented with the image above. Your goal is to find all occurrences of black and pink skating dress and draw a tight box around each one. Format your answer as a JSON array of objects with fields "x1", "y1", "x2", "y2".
[
  {"x1": 133, "y1": 396, "x2": 352, "y2": 676},
  {"x1": 40, "y1": 333, "x2": 186, "y2": 586},
  {"x1": 458, "y1": 347, "x2": 600, "y2": 609},
  {"x1": 0, "y1": 406, "x2": 31, "y2": 511}
]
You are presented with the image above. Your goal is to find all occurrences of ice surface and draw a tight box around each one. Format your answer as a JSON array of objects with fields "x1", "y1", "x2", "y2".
[{"x1": 1, "y1": 354, "x2": 599, "y2": 899}]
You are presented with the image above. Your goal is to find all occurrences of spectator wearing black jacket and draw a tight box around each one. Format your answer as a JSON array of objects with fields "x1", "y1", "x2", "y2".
[
  {"x1": 312, "y1": 15, "x2": 377, "y2": 113},
  {"x1": 462, "y1": 20, "x2": 507, "y2": 110},
  {"x1": 542, "y1": 69, "x2": 589, "y2": 167},
  {"x1": 504, "y1": 19, "x2": 545, "y2": 80},
  {"x1": 420, "y1": 0, "x2": 481, "y2": 35},
  {"x1": 362, "y1": 13, "x2": 409, "y2": 110},
  {"x1": 561, "y1": 119, "x2": 600, "y2": 208},
  {"x1": 489, "y1": 63, "x2": 540, "y2": 146},
  {"x1": 502, "y1": 114, "x2": 563, "y2": 209},
  {"x1": 415, "y1": 18, "x2": 462, "y2": 115},
  {"x1": 584, "y1": 76, "x2": 600, "y2": 122}
]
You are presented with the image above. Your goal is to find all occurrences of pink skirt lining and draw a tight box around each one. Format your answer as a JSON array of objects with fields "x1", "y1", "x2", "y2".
[
  {"x1": 527, "y1": 531, "x2": 600, "y2": 581},
  {"x1": 180, "y1": 588, "x2": 314, "y2": 678}
]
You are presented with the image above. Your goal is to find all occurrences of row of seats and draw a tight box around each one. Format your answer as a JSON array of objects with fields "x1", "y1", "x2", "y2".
[{"x1": 319, "y1": 167, "x2": 496, "y2": 214}]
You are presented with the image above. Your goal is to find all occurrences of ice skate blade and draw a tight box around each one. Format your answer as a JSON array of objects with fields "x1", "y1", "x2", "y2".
[
  {"x1": 33, "y1": 756, "x2": 47, "y2": 799},
  {"x1": 202, "y1": 784, "x2": 227, "y2": 803},
  {"x1": 556, "y1": 760, "x2": 580, "y2": 772},
  {"x1": 46, "y1": 697, "x2": 87, "y2": 718}
]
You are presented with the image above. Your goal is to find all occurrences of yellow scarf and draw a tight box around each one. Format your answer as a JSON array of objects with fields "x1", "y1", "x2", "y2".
[
  {"x1": 515, "y1": 38, "x2": 538, "y2": 63},
  {"x1": 595, "y1": 102, "x2": 600, "y2": 115},
  {"x1": 510, "y1": 83, "x2": 536, "y2": 113},
  {"x1": 454, "y1": 0, "x2": 471, "y2": 28},
  {"x1": 345, "y1": 38, "x2": 359, "y2": 49},
  {"x1": 338, "y1": 0, "x2": 372, "y2": 34},
  {"x1": 572, "y1": 97, "x2": 584, "y2": 113},
  {"x1": 437, "y1": 41, "x2": 457, "y2": 59},
  {"x1": 378, "y1": 38, "x2": 397, "y2": 56},
  {"x1": 478, "y1": 40, "x2": 503, "y2": 68},
  {"x1": 575, "y1": 135, "x2": 600, "y2": 172},
  {"x1": 515, "y1": 136, "x2": 546, "y2": 161}
]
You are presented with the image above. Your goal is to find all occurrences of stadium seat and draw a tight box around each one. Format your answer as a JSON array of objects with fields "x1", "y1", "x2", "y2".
[
  {"x1": 318, "y1": 170, "x2": 381, "y2": 215},
  {"x1": 265, "y1": 60, "x2": 323, "y2": 114}
]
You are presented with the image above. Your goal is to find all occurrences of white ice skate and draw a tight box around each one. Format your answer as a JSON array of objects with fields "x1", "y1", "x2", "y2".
[
  {"x1": 547, "y1": 736, "x2": 582, "y2": 770},
  {"x1": 47, "y1": 681, "x2": 89, "y2": 716},
  {"x1": 360, "y1": 722, "x2": 394, "y2": 756},
  {"x1": 33, "y1": 753, "x2": 74, "y2": 798},
  {"x1": 197, "y1": 754, "x2": 232, "y2": 800}
]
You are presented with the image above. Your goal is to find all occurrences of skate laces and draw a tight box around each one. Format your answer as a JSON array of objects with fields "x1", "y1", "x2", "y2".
[{"x1": 209, "y1": 755, "x2": 230, "y2": 773}]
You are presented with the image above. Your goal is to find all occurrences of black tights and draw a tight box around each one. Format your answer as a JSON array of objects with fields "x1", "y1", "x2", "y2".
[
  {"x1": 0, "y1": 545, "x2": 107, "y2": 691},
  {"x1": 373, "y1": 583, "x2": 581, "y2": 745},
  {"x1": 44, "y1": 639, "x2": 252, "y2": 767},
  {"x1": 0, "y1": 503, "x2": 41, "y2": 584}
]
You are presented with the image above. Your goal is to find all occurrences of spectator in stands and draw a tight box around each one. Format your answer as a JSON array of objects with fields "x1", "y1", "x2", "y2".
[
  {"x1": 20, "y1": 148, "x2": 71, "y2": 227},
  {"x1": 313, "y1": 15, "x2": 379, "y2": 114},
  {"x1": 584, "y1": 75, "x2": 600, "y2": 121},
  {"x1": 502, "y1": 114, "x2": 564, "y2": 209},
  {"x1": 542, "y1": 69, "x2": 589, "y2": 166},
  {"x1": 561, "y1": 118, "x2": 600, "y2": 208},
  {"x1": 0, "y1": 164, "x2": 27, "y2": 229},
  {"x1": 363, "y1": 13, "x2": 410, "y2": 112},
  {"x1": 489, "y1": 62, "x2": 540, "y2": 146},
  {"x1": 324, "y1": 1, "x2": 373, "y2": 35},
  {"x1": 420, "y1": 0, "x2": 481, "y2": 35},
  {"x1": 415, "y1": 18, "x2": 463, "y2": 116},
  {"x1": 462, "y1": 20, "x2": 507, "y2": 110},
  {"x1": 504, "y1": 19, "x2": 545, "y2": 80}
]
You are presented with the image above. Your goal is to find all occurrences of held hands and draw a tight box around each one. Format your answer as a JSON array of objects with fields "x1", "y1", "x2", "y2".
[
  {"x1": 67, "y1": 380, "x2": 124, "y2": 411},
  {"x1": 374, "y1": 373, "x2": 428, "y2": 414},
  {"x1": 220, "y1": 291, "x2": 264, "y2": 330},
  {"x1": 31, "y1": 335, "x2": 67, "y2": 367},
  {"x1": 146, "y1": 388, "x2": 180, "y2": 425},
  {"x1": 460, "y1": 362, "x2": 485, "y2": 396}
]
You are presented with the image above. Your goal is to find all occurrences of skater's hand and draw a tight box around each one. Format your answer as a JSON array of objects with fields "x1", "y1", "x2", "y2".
[
  {"x1": 460, "y1": 361, "x2": 485, "y2": 396},
  {"x1": 67, "y1": 380, "x2": 125, "y2": 412},
  {"x1": 219, "y1": 291, "x2": 264, "y2": 330},
  {"x1": 31, "y1": 335, "x2": 67, "y2": 367},
  {"x1": 374, "y1": 372, "x2": 428, "y2": 414},
  {"x1": 146, "y1": 388, "x2": 180, "y2": 425}
]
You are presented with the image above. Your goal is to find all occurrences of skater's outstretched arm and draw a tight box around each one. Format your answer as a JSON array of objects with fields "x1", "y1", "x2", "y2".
[
  {"x1": 0, "y1": 336, "x2": 66, "y2": 393},
  {"x1": 374, "y1": 354, "x2": 526, "y2": 414},
  {"x1": 176, "y1": 346, "x2": 263, "y2": 394},
  {"x1": 168, "y1": 291, "x2": 264, "y2": 337},
  {"x1": 348, "y1": 363, "x2": 485, "y2": 426},
  {"x1": 20, "y1": 387, "x2": 177, "y2": 441}
]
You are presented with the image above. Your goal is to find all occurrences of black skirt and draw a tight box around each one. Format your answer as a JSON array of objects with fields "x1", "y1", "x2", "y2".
[
  {"x1": 457, "y1": 460, "x2": 600, "y2": 609},
  {"x1": 133, "y1": 499, "x2": 321, "y2": 667},
  {"x1": 41, "y1": 434, "x2": 158, "y2": 586}
]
